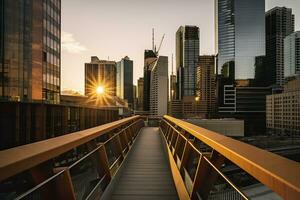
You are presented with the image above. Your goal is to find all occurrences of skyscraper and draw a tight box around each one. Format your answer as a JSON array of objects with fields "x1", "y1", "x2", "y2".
[
  {"x1": 216, "y1": 0, "x2": 270, "y2": 135},
  {"x1": 284, "y1": 31, "x2": 300, "y2": 79},
  {"x1": 85, "y1": 56, "x2": 116, "y2": 98},
  {"x1": 176, "y1": 26, "x2": 199, "y2": 99},
  {"x1": 170, "y1": 74, "x2": 176, "y2": 101},
  {"x1": 0, "y1": 0, "x2": 61, "y2": 103},
  {"x1": 137, "y1": 77, "x2": 144, "y2": 111},
  {"x1": 197, "y1": 55, "x2": 217, "y2": 117},
  {"x1": 216, "y1": 0, "x2": 265, "y2": 80},
  {"x1": 149, "y1": 56, "x2": 168, "y2": 116},
  {"x1": 116, "y1": 56, "x2": 133, "y2": 107},
  {"x1": 143, "y1": 50, "x2": 157, "y2": 111},
  {"x1": 266, "y1": 7, "x2": 295, "y2": 86}
]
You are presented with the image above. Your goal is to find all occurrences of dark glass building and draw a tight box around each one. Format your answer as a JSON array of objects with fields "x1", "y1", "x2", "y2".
[
  {"x1": 196, "y1": 55, "x2": 217, "y2": 117},
  {"x1": 0, "y1": 0, "x2": 61, "y2": 103},
  {"x1": 116, "y1": 56, "x2": 133, "y2": 107},
  {"x1": 85, "y1": 56, "x2": 116, "y2": 98},
  {"x1": 266, "y1": 7, "x2": 294, "y2": 86},
  {"x1": 143, "y1": 50, "x2": 157, "y2": 111},
  {"x1": 216, "y1": 0, "x2": 265, "y2": 80},
  {"x1": 176, "y1": 26, "x2": 199, "y2": 99}
]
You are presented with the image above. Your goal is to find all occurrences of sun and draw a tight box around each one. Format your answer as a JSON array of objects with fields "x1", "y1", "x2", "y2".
[{"x1": 96, "y1": 86, "x2": 105, "y2": 95}]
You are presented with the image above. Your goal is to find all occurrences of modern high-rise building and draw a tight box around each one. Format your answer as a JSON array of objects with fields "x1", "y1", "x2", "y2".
[
  {"x1": 216, "y1": 0, "x2": 269, "y2": 135},
  {"x1": 149, "y1": 56, "x2": 168, "y2": 116},
  {"x1": 266, "y1": 7, "x2": 295, "y2": 86},
  {"x1": 216, "y1": 0, "x2": 265, "y2": 80},
  {"x1": 197, "y1": 55, "x2": 217, "y2": 116},
  {"x1": 137, "y1": 77, "x2": 144, "y2": 111},
  {"x1": 116, "y1": 56, "x2": 133, "y2": 107},
  {"x1": 176, "y1": 26, "x2": 199, "y2": 99},
  {"x1": 284, "y1": 31, "x2": 300, "y2": 79},
  {"x1": 85, "y1": 56, "x2": 116, "y2": 98},
  {"x1": 133, "y1": 85, "x2": 137, "y2": 110},
  {"x1": 0, "y1": 0, "x2": 61, "y2": 103},
  {"x1": 170, "y1": 74, "x2": 176, "y2": 101},
  {"x1": 143, "y1": 50, "x2": 157, "y2": 111}
]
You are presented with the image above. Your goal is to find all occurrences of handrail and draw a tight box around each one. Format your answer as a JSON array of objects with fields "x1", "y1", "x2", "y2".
[
  {"x1": 163, "y1": 115, "x2": 300, "y2": 199},
  {"x1": 0, "y1": 115, "x2": 141, "y2": 182}
]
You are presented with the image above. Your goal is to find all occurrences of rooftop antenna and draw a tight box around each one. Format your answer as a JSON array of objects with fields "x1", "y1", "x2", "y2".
[{"x1": 152, "y1": 28, "x2": 155, "y2": 51}]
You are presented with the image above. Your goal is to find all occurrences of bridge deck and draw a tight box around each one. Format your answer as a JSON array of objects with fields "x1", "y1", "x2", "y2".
[{"x1": 107, "y1": 127, "x2": 178, "y2": 200}]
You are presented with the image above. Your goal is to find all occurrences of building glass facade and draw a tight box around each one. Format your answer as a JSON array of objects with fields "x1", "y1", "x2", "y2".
[
  {"x1": 85, "y1": 56, "x2": 116, "y2": 98},
  {"x1": 0, "y1": 0, "x2": 61, "y2": 103},
  {"x1": 42, "y1": 0, "x2": 61, "y2": 103},
  {"x1": 176, "y1": 26, "x2": 199, "y2": 99},
  {"x1": 116, "y1": 56, "x2": 133, "y2": 106},
  {"x1": 216, "y1": 0, "x2": 265, "y2": 80}
]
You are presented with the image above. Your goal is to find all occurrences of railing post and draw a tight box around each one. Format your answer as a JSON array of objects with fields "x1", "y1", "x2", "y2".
[
  {"x1": 191, "y1": 150, "x2": 225, "y2": 200},
  {"x1": 97, "y1": 145, "x2": 112, "y2": 182},
  {"x1": 179, "y1": 140, "x2": 192, "y2": 171},
  {"x1": 122, "y1": 129, "x2": 130, "y2": 150},
  {"x1": 30, "y1": 161, "x2": 55, "y2": 200},
  {"x1": 53, "y1": 167, "x2": 76, "y2": 200},
  {"x1": 115, "y1": 134, "x2": 125, "y2": 160}
]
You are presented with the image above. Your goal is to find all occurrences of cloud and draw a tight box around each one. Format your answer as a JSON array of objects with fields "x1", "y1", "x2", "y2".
[{"x1": 62, "y1": 31, "x2": 87, "y2": 53}]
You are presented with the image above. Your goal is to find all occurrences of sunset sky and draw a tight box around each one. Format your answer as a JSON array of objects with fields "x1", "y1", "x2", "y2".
[{"x1": 61, "y1": 0, "x2": 300, "y2": 94}]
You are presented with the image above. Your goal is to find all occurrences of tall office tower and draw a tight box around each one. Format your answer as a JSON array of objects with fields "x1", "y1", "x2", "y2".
[
  {"x1": 133, "y1": 85, "x2": 137, "y2": 110},
  {"x1": 137, "y1": 77, "x2": 144, "y2": 111},
  {"x1": 284, "y1": 31, "x2": 300, "y2": 79},
  {"x1": 149, "y1": 56, "x2": 168, "y2": 116},
  {"x1": 197, "y1": 55, "x2": 216, "y2": 116},
  {"x1": 116, "y1": 56, "x2": 133, "y2": 107},
  {"x1": 176, "y1": 26, "x2": 199, "y2": 99},
  {"x1": 143, "y1": 50, "x2": 157, "y2": 111},
  {"x1": 170, "y1": 74, "x2": 176, "y2": 101},
  {"x1": 85, "y1": 56, "x2": 116, "y2": 98},
  {"x1": 266, "y1": 7, "x2": 295, "y2": 86},
  {"x1": 0, "y1": 0, "x2": 61, "y2": 103},
  {"x1": 254, "y1": 56, "x2": 267, "y2": 87},
  {"x1": 216, "y1": 0, "x2": 265, "y2": 81}
]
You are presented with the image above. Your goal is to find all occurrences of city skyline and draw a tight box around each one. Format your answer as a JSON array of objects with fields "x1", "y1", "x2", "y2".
[{"x1": 61, "y1": 0, "x2": 300, "y2": 94}]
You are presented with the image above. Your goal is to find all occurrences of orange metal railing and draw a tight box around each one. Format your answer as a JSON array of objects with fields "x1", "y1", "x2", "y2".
[
  {"x1": 0, "y1": 116, "x2": 144, "y2": 200},
  {"x1": 160, "y1": 115, "x2": 300, "y2": 200}
]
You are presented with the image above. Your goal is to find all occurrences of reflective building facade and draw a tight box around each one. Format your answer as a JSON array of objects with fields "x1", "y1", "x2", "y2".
[
  {"x1": 85, "y1": 56, "x2": 116, "y2": 98},
  {"x1": 176, "y1": 26, "x2": 199, "y2": 99},
  {"x1": 0, "y1": 0, "x2": 61, "y2": 103},
  {"x1": 116, "y1": 56, "x2": 133, "y2": 107},
  {"x1": 216, "y1": 0, "x2": 265, "y2": 80}
]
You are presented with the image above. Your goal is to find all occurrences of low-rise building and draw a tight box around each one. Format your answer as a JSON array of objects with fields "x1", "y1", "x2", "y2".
[
  {"x1": 266, "y1": 78, "x2": 300, "y2": 135},
  {"x1": 185, "y1": 118, "x2": 244, "y2": 137}
]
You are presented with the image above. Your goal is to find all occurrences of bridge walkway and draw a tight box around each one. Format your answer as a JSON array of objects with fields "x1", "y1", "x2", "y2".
[{"x1": 105, "y1": 127, "x2": 178, "y2": 200}]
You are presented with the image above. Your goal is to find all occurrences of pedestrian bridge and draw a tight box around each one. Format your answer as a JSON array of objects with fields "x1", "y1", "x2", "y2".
[{"x1": 0, "y1": 116, "x2": 299, "y2": 200}]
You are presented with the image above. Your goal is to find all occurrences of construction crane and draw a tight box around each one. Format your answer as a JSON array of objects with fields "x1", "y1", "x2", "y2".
[
  {"x1": 156, "y1": 34, "x2": 165, "y2": 56},
  {"x1": 152, "y1": 28, "x2": 165, "y2": 56}
]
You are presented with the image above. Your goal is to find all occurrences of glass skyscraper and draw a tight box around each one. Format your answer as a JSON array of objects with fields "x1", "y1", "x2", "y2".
[
  {"x1": 216, "y1": 0, "x2": 265, "y2": 80},
  {"x1": 176, "y1": 26, "x2": 199, "y2": 99},
  {"x1": 0, "y1": 0, "x2": 61, "y2": 103},
  {"x1": 116, "y1": 56, "x2": 133, "y2": 107}
]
